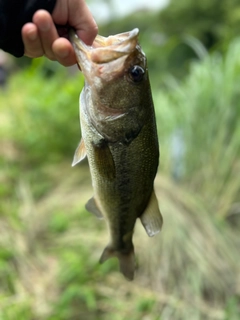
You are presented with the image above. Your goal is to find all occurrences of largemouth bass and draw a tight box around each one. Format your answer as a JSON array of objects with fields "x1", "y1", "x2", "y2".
[{"x1": 70, "y1": 28, "x2": 163, "y2": 280}]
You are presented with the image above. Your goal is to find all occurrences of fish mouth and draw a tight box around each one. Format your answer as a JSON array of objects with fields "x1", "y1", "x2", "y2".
[{"x1": 70, "y1": 28, "x2": 139, "y2": 83}]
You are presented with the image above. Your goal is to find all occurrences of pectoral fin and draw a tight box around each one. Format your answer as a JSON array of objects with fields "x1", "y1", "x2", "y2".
[
  {"x1": 72, "y1": 139, "x2": 87, "y2": 167},
  {"x1": 85, "y1": 197, "x2": 104, "y2": 219},
  {"x1": 140, "y1": 190, "x2": 163, "y2": 237},
  {"x1": 92, "y1": 142, "x2": 116, "y2": 180}
]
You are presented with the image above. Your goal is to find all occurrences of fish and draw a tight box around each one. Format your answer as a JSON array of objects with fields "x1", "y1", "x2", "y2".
[{"x1": 70, "y1": 28, "x2": 163, "y2": 280}]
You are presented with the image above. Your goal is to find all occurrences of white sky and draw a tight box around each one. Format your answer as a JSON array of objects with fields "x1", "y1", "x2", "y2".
[{"x1": 88, "y1": 0, "x2": 169, "y2": 23}]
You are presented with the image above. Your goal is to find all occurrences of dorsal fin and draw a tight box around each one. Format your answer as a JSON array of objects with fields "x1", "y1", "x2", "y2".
[
  {"x1": 140, "y1": 190, "x2": 163, "y2": 237},
  {"x1": 72, "y1": 139, "x2": 87, "y2": 167}
]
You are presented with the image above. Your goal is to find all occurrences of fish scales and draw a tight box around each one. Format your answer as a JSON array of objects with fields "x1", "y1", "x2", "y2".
[{"x1": 70, "y1": 28, "x2": 163, "y2": 280}]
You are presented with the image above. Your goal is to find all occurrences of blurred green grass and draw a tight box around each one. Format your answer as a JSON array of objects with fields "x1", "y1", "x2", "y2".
[{"x1": 0, "y1": 37, "x2": 240, "y2": 320}]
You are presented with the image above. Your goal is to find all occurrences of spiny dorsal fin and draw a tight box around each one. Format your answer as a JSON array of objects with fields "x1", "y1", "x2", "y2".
[
  {"x1": 72, "y1": 139, "x2": 87, "y2": 167},
  {"x1": 140, "y1": 190, "x2": 163, "y2": 237},
  {"x1": 85, "y1": 197, "x2": 104, "y2": 219}
]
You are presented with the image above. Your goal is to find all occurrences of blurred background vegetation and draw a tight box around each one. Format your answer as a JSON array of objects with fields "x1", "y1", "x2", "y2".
[{"x1": 0, "y1": 0, "x2": 240, "y2": 319}]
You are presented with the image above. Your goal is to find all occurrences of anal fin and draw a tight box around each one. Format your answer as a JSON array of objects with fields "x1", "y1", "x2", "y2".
[
  {"x1": 85, "y1": 197, "x2": 104, "y2": 220},
  {"x1": 140, "y1": 189, "x2": 163, "y2": 237},
  {"x1": 72, "y1": 138, "x2": 87, "y2": 167}
]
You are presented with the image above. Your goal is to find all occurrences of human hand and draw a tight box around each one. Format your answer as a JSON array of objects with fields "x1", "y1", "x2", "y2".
[{"x1": 21, "y1": 0, "x2": 98, "y2": 66}]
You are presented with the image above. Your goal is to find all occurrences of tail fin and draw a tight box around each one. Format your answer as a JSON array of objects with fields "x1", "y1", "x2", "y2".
[{"x1": 99, "y1": 246, "x2": 136, "y2": 281}]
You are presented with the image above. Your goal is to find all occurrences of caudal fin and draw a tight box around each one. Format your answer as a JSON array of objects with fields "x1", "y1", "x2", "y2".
[{"x1": 99, "y1": 246, "x2": 136, "y2": 281}]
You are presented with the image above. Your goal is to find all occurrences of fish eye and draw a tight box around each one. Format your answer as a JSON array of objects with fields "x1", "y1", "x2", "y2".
[{"x1": 129, "y1": 65, "x2": 145, "y2": 82}]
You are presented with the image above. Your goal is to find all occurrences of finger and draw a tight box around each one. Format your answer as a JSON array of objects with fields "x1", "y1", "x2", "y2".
[
  {"x1": 22, "y1": 23, "x2": 44, "y2": 58},
  {"x1": 52, "y1": 0, "x2": 98, "y2": 46},
  {"x1": 33, "y1": 10, "x2": 59, "y2": 60},
  {"x1": 69, "y1": 0, "x2": 98, "y2": 45},
  {"x1": 52, "y1": 38, "x2": 77, "y2": 67},
  {"x1": 76, "y1": 16, "x2": 98, "y2": 46}
]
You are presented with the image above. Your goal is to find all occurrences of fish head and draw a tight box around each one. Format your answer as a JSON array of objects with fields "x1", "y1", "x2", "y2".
[
  {"x1": 70, "y1": 28, "x2": 149, "y2": 111},
  {"x1": 70, "y1": 28, "x2": 154, "y2": 143}
]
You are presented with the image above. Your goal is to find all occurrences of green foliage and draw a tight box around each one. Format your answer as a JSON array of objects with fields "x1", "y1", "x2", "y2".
[
  {"x1": 1, "y1": 57, "x2": 83, "y2": 165},
  {"x1": 159, "y1": 0, "x2": 240, "y2": 48},
  {"x1": 159, "y1": 0, "x2": 225, "y2": 47},
  {"x1": 155, "y1": 37, "x2": 240, "y2": 218},
  {"x1": 224, "y1": 297, "x2": 240, "y2": 320},
  {"x1": 0, "y1": 303, "x2": 33, "y2": 320},
  {"x1": 48, "y1": 211, "x2": 70, "y2": 233}
]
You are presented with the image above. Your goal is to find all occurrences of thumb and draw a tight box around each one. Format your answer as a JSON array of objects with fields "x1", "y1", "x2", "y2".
[{"x1": 69, "y1": 0, "x2": 98, "y2": 45}]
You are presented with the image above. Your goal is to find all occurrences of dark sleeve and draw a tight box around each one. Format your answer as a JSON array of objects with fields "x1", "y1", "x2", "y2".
[{"x1": 0, "y1": 0, "x2": 56, "y2": 57}]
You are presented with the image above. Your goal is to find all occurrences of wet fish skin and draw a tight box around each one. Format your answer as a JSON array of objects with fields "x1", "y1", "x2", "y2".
[{"x1": 70, "y1": 29, "x2": 163, "y2": 280}]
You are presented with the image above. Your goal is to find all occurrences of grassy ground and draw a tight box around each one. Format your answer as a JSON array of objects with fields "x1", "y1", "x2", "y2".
[
  {"x1": 0, "y1": 43, "x2": 240, "y2": 319},
  {"x1": 1, "y1": 159, "x2": 239, "y2": 320}
]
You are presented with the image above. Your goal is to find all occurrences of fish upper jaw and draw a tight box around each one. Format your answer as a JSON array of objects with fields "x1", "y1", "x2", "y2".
[{"x1": 70, "y1": 28, "x2": 140, "y2": 84}]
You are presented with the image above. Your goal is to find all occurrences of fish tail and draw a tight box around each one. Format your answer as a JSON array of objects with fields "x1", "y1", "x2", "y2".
[{"x1": 99, "y1": 246, "x2": 136, "y2": 281}]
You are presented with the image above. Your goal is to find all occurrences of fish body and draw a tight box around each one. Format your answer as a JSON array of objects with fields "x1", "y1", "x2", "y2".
[{"x1": 70, "y1": 29, "x2": 163, "y2": 280}]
